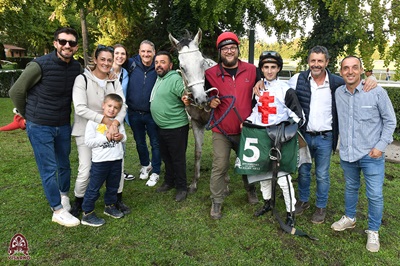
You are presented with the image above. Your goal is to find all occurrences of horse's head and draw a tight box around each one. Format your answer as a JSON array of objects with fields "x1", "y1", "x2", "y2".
[{"x1": 169, "y1": 29, "x2": 215, "y2": 107}]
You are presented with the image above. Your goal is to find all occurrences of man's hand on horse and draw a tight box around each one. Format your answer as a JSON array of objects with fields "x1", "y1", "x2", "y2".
[
  {"x1": 253, "y1": 80, "x2": 264, "y2": 96},
  {"x1": 181, "y1": 95, "x2": 191, "y2": 106},
  {"x1": 209, "y1": 97, "x2": 221, "y2": 108}
]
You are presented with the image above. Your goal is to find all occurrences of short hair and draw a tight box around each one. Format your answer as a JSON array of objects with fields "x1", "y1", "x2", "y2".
[
  {"x1": 340, "y1": 55, "x2": 363, "y2": 69},
  {"x1": 104, "y1": 93, "x2": 123, "y2": 106},
  {"x1": 308, "y1": 46, "x2": 330, "y2": 61},
  {"x1": 54, "y1": 27, "x2": 78, "y2": 41},
  {"x1": 155, "y1": 51, "x2": 172, "y2": 63},
  {"x1": 139, "y1": 40, "x2": 155, "y2": 51}
]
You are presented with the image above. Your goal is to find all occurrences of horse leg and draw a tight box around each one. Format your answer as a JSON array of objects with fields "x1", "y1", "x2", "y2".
[{"x1": 188, "y1": 119, "x2": 205, "y2": 193}]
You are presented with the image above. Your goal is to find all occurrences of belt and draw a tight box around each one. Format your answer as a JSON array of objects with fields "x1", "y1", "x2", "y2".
[{"x1": 306, "y1": 130, "x2": 332, "y2": 136}]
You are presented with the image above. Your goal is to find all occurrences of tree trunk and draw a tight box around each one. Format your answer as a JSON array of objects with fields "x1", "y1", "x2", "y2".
[{"x1": 80, "y1": 8, "x2": 89, "y2": 67}]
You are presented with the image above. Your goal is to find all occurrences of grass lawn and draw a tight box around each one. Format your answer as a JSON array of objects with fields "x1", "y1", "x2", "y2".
[{"x1": 1, "y1": 98, "x2": 399, "y2": 265}]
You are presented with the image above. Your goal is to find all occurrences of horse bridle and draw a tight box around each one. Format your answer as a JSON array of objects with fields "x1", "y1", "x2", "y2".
[{"x1": 177, "y1": 48, "x2": 217, "y2": 110}]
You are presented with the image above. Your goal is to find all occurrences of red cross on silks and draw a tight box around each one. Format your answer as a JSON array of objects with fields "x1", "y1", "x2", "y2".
[{"x1": 258, "y1": 92, "x2": 277, "y2": 124}]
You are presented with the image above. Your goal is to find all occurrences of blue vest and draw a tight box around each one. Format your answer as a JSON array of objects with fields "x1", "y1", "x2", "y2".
[
  {"x1": 25, "y1": 51, "x2": 81, "y2": 126},
  {"x1": 295, "y1": 69, "x2": 344, "y2": 152}
]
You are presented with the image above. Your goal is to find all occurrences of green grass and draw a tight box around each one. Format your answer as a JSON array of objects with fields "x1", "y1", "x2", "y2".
[{"x1": 1, "y1": 98, "x2": 399, "y2": 265}]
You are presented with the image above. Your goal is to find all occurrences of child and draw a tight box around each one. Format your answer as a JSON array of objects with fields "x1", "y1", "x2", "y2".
[
  {"x1": 81, "y1": 93, "x2": 127, "y2": 226},
  {"x1": 246, "y1": 51, "x2": 304, "y2": 227}
]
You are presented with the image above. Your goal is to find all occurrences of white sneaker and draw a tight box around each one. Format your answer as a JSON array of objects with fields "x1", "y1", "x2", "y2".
[
  {"x1": 139, "y1": 163, "x2": 152, "y2": 180},
  {"x1": 146, "y1": 173, "x2": 160, "y2": 187},
  {"x1": 366, "y1": 230, "x2": 380, "y2": 252},
  {"x1": 52, "y1": 208, "x2": 80, "y2": 227},
  {"x1": 331, "y1": 215, "x2": 356, "y2": 231},
  {"x1": 61, "y1": 195, "x2": 71, "y2": 212}
]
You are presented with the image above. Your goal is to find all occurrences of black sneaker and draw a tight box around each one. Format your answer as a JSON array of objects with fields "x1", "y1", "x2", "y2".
[
  {"x1": 254, "y1": 200, "x2": 272, "y2": 217},
  {"x1": 81, "y1": 212, "x2": 105, "y2": 227},
  {"x1": 124, "y1": 172, "x2": 135, "y2": 181},
  {"x1": 70, "y1": 199, "x2": 82, "y2": 218},
  {"x1": 116, "y1": 200, "x2": 131, "y2": 215},
  {"x1": 104, "y1": 205, "x2": 124, "y2": 219},
  {"x1": 156, "y1": 183, "x2": 174, "y2": 193}
]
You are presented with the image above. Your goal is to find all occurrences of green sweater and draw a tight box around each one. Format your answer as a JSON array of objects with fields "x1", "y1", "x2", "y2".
[{"x1": 150, "y1": 70, "x2": 188, "y2": 129}]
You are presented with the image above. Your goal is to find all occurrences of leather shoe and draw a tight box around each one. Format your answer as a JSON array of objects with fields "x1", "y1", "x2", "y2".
[
  {"x1": 156, "y1": 183, "x2": 174, "y2": 193},
  {"x1": 254, "y1": 200, "x2": 272, "y2": 217}
]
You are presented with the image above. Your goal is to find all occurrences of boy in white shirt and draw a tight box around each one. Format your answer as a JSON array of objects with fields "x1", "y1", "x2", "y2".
[{"x1": 81, "y1": 93, "x2": 127, "y2": 226}]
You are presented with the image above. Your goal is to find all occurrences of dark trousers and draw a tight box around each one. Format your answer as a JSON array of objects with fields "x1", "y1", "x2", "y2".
[
  {"x1": 158, "y1": 124, "x2": 189, "y2": 191},
  {"x1": 82, "y1": 159, "x2": 122, "y2": 213}
]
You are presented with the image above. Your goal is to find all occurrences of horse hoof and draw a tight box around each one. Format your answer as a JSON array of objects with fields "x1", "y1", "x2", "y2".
[{"x1": 188, "y1": 186, "x2": 197, "y2": 194}]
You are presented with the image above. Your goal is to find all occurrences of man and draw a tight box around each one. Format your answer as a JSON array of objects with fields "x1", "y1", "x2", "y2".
[
  {"x1": 9, "y1": 27, "x2": 81, "y2": 227},
  {"x1": 126, "y1": 40, "x2": 161, "y2": 186},
  {"x1": 331, "y1": 56, "x2": 396, "y2": 252},
  {"x1": 287, "y1": 46, "x2": 376, "y2": 224},
  {"x1": 206, "y1": 31, "x2": 260, "y2": 220},
  {"x1": 150, "y1": 51, "x2": 189, "y2": 202}
]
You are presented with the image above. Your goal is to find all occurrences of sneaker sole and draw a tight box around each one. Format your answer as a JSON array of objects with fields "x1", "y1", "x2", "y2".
[
  {"x1": 103, "y1": 211, "x2": 124, "y2": 219},
  {"x1": 311, "y1": 219, "x2": 325, "y2": 224},
  {"x1": 52, "y1": 217, "x2": 80, "y2": 227},
  {"x1": 81, "y1": 220, "x2": 104, "y2": 227},
  {"x1": 124, "y1": 177, "x2": 135, "y2": 181},
  {"x1": 331, "y1": 224, "x2": 356, "y2": 231}
]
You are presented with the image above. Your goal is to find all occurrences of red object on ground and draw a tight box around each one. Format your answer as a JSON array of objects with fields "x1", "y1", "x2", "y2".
[{"x1": 0, "y1": 114, "x2": 26, "y2": 131}]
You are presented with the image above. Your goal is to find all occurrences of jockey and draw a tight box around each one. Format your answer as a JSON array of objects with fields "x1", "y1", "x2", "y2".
[{"x1": 244, "y1": 51, "x2": 304, "y2": 227}]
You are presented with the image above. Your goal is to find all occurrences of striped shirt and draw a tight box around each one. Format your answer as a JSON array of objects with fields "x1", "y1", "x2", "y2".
[{"x1": 335, "y1": 82, "x2": 396, "y2": 162}]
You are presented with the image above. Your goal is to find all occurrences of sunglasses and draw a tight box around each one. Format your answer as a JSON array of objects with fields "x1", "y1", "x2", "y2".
[
  {"x1": 261, "y1": 51, "x2": 280, "y2": 57},
  {"x1": 97, "y1": 45, "x2": 114, "y2": 53},
  {"x1": 57, "y1": 39, "x2": 78, "y2": 47}
]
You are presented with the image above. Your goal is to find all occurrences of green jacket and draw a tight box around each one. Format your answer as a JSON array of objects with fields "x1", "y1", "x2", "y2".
[{"x1": 150, "y1": 70, "x2": 188, "y2": 129}]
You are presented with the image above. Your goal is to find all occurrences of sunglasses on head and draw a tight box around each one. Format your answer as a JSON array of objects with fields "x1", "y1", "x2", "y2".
[
  {"x1": 57, "y1": 39, "x2": 78, "y2": 47},
  {"x1": 96, "y1": 45, "x2": 114, "y2": 53}
]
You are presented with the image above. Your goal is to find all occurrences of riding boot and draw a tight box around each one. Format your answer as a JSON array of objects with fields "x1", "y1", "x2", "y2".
[
  {"x1": 286, "y1": 212, "x2": 295, "y2": 227},
  {"x1": 254, "y1": 199, "x2": 272, "y2": 217},
  {"x1": 116, "y1": 192, "x2": 131, "y2": 215},
  {"x1": 242, "y1": 175, "x2": 258, "y2": 205},
  {"x1": 70, "y1": 197, "x2": 83, "y2": 218}
]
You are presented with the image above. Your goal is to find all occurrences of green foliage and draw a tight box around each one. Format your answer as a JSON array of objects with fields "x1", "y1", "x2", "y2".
[
  {"x1": 0, "y1": 97, "x2": 399, "y2": 265},
  {"x1": 387, "y1": 87, "x2": 400, "y2": 140}
]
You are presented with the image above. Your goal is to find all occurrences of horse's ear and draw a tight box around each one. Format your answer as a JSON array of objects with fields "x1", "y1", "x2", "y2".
[
  {"x1": 169, "y1": 33, "x2": 179, "y2": 49},
  {"x1": 194, "y1": 28, "x2": 202, "y2": 46}
]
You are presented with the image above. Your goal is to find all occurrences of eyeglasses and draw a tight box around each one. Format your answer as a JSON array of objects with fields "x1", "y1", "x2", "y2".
[
  {"x1": 57, "y1": 39, "x2": 78, "y2": 47},
  {"x1": 220, "y1": 46, "x2": 238, "y2": 53},
  {"x1": 261, "y1": 51, "x2": 280, "y2": 57}
]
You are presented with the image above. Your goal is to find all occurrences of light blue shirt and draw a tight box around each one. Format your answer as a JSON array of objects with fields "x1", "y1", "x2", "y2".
[{"x1": 335, "y1": 82, "x2": 396, "y2": 162}]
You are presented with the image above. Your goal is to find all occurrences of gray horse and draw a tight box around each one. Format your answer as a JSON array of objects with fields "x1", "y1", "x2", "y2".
[{"x1": 169, "y1": 29, "x2": 216, "y2": 193}]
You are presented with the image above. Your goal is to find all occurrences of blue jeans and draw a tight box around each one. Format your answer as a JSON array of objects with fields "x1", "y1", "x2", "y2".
[
  {"x1": 128, "y1": 111, "x2": 161, "y2": 174},
  {"x1": 298, "y1": 132, "x2": 332, "y2": 208},
  {"x1": 82, "y1": 159, "x2": 122, "y2": 213},
  {"x1": 26, "y1": 121, "x2": 72, "y2": 210},
  {"x1": 340, "y1": 154, "x2": 385, "y2": 231}
]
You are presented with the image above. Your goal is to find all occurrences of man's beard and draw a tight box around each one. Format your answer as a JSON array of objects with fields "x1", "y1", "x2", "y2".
[{"x1": 221, "y1": 56, "x2": 238, "y2": 68}]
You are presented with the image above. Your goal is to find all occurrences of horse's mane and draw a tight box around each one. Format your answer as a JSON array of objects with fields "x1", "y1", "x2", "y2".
[{"x1": 175, "y1": 30, "x2": 193, "y2": 50}]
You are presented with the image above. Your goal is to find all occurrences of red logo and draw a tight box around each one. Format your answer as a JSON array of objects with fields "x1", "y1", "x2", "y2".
[
  {"x1": 8, "y1": 233, "x2": 30, "y2": 260},
  {"x1": 258, "y1": 92, "x2": 277, "y2": 124}
]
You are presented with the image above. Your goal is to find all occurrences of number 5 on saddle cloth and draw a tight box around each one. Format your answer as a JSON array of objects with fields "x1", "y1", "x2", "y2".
[{"x1": 235, "y1": 121, "x2": 299, "y2": 181}]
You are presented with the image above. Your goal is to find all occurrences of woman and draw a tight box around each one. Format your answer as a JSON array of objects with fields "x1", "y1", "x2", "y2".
[
  {"x1": 71, "y1": 45, "x2": 130, "y2": 217},
  {"x1": 112, "y1": 44, "x2": 135, "y2": 182}
]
